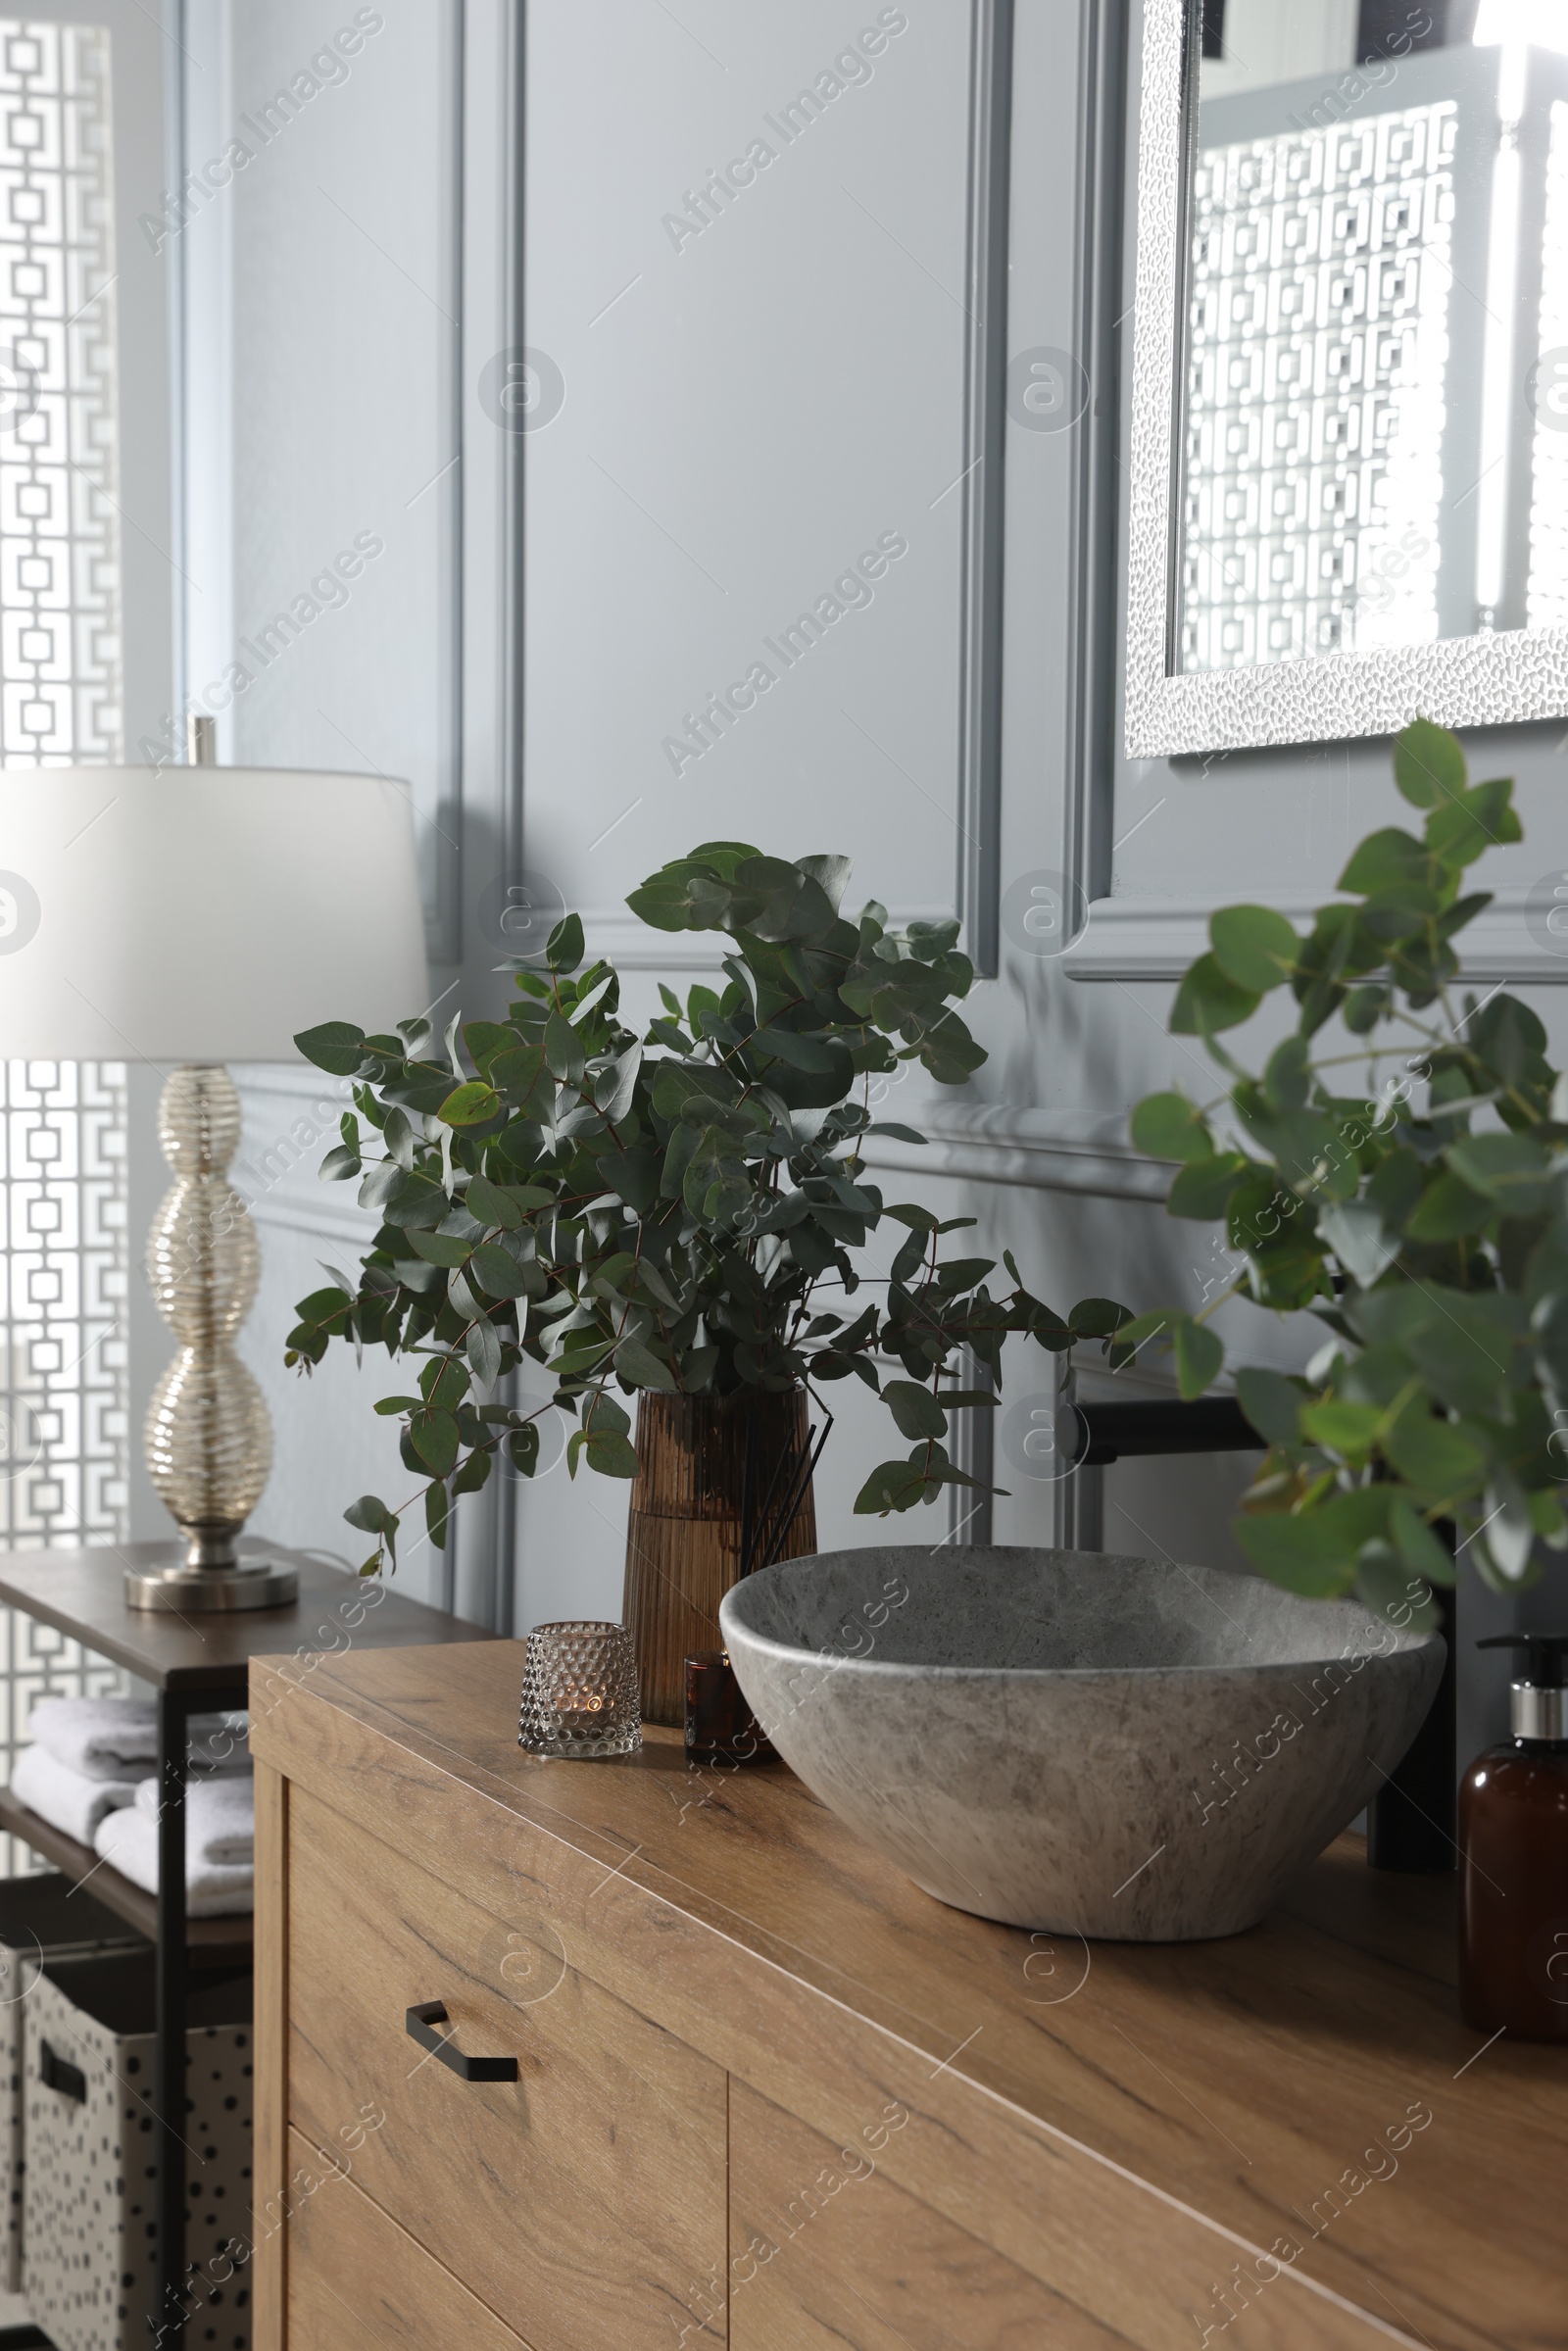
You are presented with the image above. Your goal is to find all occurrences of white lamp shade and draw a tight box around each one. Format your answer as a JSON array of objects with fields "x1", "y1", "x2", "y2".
[{"x1": 0, "y1": 766, "x2": 430, "y2": 1062}]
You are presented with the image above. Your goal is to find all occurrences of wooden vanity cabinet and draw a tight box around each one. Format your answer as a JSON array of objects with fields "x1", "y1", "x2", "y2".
[{"x1": 251, "y1": 1641, "x2": 1566, "y2": 2351}]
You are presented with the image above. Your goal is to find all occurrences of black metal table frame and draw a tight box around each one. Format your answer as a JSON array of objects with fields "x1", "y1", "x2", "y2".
[{"x1": 154, "y1": 1678, "x2": 250, "y2": 2346}]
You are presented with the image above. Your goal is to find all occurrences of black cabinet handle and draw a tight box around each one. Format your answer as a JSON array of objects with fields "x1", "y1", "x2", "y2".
[
  {"x1": 40, "y1": 2039, "x2": 86, "y2": 2103},
  {"x1": 405, "y1": 2001, "x2": 518, "y2": 2082}
]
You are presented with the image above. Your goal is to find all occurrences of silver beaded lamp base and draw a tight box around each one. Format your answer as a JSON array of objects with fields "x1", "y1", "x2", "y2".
[
  {"x1": 123, "y1": 1551, "x2": 299, "y2": 1614},
  {"x1": 134, "y1": 1062, "x2": 286, "y2": 1616}
]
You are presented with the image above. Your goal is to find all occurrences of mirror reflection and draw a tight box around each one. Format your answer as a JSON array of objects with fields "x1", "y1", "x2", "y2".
[{"x1": 1179, "y1": 0, "x2": 1568, "y2": 674}]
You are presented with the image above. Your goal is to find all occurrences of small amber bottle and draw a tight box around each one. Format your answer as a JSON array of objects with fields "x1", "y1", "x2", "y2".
[{"x1": 1458, "y1": 1635, "x2": 1568, "y2": 2042}]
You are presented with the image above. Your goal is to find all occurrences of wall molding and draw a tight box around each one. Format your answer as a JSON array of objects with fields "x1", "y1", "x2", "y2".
[
  {"x1": 1062, "y1": 891, "x2": 1568, "y2": 985},
  {"x1": 1062, "y1": 0, "x2": 1130, "y2": 921},
  {"x1": 956, "y1": 0, "x2": 1014, "y2": 977},
  {"x1": 863, "y1": 1102, "x2": 1167, "y2": 1200},
  {"x1": 580, "y1": 904, "x2": 962, "y2": 973}
]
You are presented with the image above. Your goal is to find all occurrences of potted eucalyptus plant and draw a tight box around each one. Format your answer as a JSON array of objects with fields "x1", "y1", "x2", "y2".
[
  {"x1": 286, "y1": 844, "x2": 1125, "y2": 1719},
  {"x1": 1122, "y1": 719, "x2": 1566, "y2": 1621}
]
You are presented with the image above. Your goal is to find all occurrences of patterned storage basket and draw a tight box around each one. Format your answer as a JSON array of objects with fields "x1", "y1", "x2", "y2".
[
  {"x1": 23, "y1": 1949, "x2": 252, "y2": 2351},
  {"x1": 0, "y1": 1875, "x2": 145, "y2": 2297}
]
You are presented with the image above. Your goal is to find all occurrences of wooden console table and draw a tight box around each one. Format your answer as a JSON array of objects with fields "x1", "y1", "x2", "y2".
[
  {"x1": 0, "y1": 1542, "x2": 489, "y2": 2345},
  {"x1": 252, "y1": 1638, "x2": 1564, "y2": 2351}
]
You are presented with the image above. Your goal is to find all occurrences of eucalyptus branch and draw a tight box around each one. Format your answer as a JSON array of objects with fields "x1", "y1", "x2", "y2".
[
  {"x1": 1127, "y1": 718, "x2": 1565, "y2": 1613},
  {"x1": 287, "y1": 847, "x2": 1131, "y2": 1564}
]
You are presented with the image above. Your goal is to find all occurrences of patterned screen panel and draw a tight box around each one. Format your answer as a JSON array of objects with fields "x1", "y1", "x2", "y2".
[
  {"x1": 0, "y1": 17, "x2": 122, "y2": 759},
  {"x1": 1182, "y1": 101, "x2": 1457, "y2": 672},
  {"x1": 0, "y1": 18, "x2": 128, "y2": 1876}
]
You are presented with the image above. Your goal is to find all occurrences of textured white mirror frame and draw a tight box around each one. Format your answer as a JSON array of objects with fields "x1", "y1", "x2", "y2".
[{"x1": 1124, "y1": 0, "x2": 1568, "y2": 758}]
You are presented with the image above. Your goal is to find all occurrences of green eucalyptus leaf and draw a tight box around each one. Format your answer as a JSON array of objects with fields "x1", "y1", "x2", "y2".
[
  {"x1": 1209, "y1": 905, "x2": 1298, "y2": 994},
  {"x1": 754, "y1": 1025, "x2": 838, "y2": 1072},
  {"x1": 438, "y1": 1082, "x2": 501, "y2": 1129},
  {"x1": 467, "y1": 1172, "x2": 526, "y2": 1228},
  {"x1": 1173, "y1": 1317, "x2": 1222, "y2": 1400},
  {"x1": 358, "y1": 1159, "x2": 407, "y2": 1212},
  {"x1": 344, "y1": 1493, "x2": 397, "y2": 1536},
  {"x1": 1130, "y1": 1092, "x2": 1213, "y2": 1163},
  {"x1": 545, "y1": 910, "x2": 584, "y2": 971},
  {"x1": 295, "y1": 1020, "x2": 370, "y2": 1077},
  {"x1": 1234, "y1": 1509, "x2": 1359, "y2": 1596},
  {"x1": 1298, "y1": 1399, "x2": 1383, "y2": 1460},
  {"x1": 1425, "y1": 778, "x2": 1519, "y2": 869},
  {"x1": 1405, "y1": 1171, "x2": 1494, "y2": 1243},
  {"x1": 1235, "y1": 1367, "x2": 1305, "y2": 1448},
  {"x1": 1170, "y1": 954, "x2": 1261, "y2": 1036},
  {"x1": 407, "y1": 1231, "x2": 470, "y2": 1268},
  {"x1": 614, "y1": 1338, "x2": 679, "y2": 1392},
  {"x1": 853, "y1": 1453, "x2": 944, "y2": 1514},
  {"x1": 409, "y1": 1407, "x2": 460, "y2": 1477},
  {"x1": 452, "y1": 1446, "x2": 493, "y2": 1498},
  {"x1": 1393, "y1": 717, "x2": 1466, "y2": 809},
  {"x1": 1389, "y1": 1494, "x2": 1457, "y2": 1588},
  {"x1": 466, "y1": 1313, "x2": 503, "y2": 1388},
  {"x1": 1355, "y1": 1543, "x2": 1442, "y2": 1633},
  {"x1": 1069, "y1": 1298, "x2": 1132, "y2": 1340},
  {"x1": 421, "y1": 1353, "x2": 470, "y2": 1410},
  {"x1": 471, "y1": 1242, "x2": 532, "y2": 1298},
  {"x1": 544, "y1": 1010, "x2": 586, "y2": 1083},
  {"x1": 1316, "y1": 1200, "x2": 1396, "y2": 1288},
  {"x1": 1337, "y1": 827, "x2": 1434, "y2": 897},
  {"x1": 881, "y1": 1379, "x2": 948, "y2": 1440},
  {"x1": 1167, "y1": 1152, "x2": 1250, "y2": 1220},
  {"x1": 883, "y1": 1203, "x2": 941, "y2": 1232},
  {"x1": 1383, "y1": 1410, "x2": 1487, "y2": 1500},
  {"x1": 490, "y1": 1043, "x2": 555, "y2": 1120},
  {"x1": 583, "y1": 1427, "x2": 639, "y2": 1478},
  {"x1": 1446, "y1": 1132, "x2": 1553, "y2": 1215}
]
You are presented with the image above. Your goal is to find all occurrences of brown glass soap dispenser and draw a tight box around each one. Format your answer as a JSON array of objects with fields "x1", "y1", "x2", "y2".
[{"x1": 1459, "y1": 1634, "x2": 1568, "y2": 2041}]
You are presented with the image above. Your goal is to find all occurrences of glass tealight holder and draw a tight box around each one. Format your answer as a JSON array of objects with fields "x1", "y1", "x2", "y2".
[{"x1": 518, "y1": 1620, "x2": 643, "y2": 1759}]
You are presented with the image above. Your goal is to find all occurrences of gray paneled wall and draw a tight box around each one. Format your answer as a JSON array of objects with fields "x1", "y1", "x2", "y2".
[{"x1": 183, "y1": 0, "x2": 1568, "y2": 1748}]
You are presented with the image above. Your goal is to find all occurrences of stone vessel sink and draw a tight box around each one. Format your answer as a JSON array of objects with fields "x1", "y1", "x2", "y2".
[{"x1": 719, "y1": 1545, "x2": 1445, "y2": 1941}]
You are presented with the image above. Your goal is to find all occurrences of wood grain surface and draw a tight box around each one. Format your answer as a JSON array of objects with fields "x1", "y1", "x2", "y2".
[
  {"x1": 0, "y1": 1541, "x2": 489, "y2": 1690},
  {"x1": 285, "y1": 1779, "x2": 726, "y2": 2351},
  {"x1": 252, "y1": 1640, "x2": 1568, "y2": 2351},
  {"x1": 284, "y1": 2127, "x2": 530, "y2": 2350},
  {"x1": 255, "y1": 1760, "x2": 288, "y2": 2351},
  {"x1": 728, "y1": 2076, "x2": 1127, "y2": 2349}
]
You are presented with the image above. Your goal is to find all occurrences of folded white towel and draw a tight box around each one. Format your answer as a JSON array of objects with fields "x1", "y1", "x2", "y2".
[
  {"x1": 9, "y1": 1744, "x2": 136, "y2": 1846},
  {"x1": 92, "y1": 1807, "x2": 253, "y2": 1918},
  {"x1": 27, "y1": 1697, "x2": 251, "y2": 1780},
  {"x1": 132, "y1": 1774, "x2": 254, "y2": 1869},
  {"x1": 188, "y1": 1714, "x2": 251, "y2": 1775},
  {"x1": 27, "y1": 1697, "x2": 156, "y2": 1780}
]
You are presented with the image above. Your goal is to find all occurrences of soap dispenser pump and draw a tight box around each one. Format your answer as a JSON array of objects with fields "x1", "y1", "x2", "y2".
[{"x1": 1458, "y1": 1634, "x2": 1568, "y2": 2041}]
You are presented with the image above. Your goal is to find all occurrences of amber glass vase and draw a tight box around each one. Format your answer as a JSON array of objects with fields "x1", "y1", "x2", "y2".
[{"x1": 623, "y1": 1389, "x2": 818, "y2": 1724}]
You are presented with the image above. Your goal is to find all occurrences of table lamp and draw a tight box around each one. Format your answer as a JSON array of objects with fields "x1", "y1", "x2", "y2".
[{"x1": 0, "y1": 728, "x2": 429, "y2": 1611}]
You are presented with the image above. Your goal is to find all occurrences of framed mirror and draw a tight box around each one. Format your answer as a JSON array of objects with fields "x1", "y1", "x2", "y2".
[{"x1": 1126, "y1": 0, "x2": 1568, "y2": 755}]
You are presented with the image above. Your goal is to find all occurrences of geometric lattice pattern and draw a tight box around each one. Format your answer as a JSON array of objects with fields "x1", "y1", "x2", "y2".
[
  {"x1": 0, "y1": 18, "x2": 122, "y2": 761},
  {"x1": 1527, "y1": 101, "x2": 1568, "y2": 631},
  {"x1": 0, "y1": 1061, "x2": 129, "y2": 1873},
  {"x1": 1182, "y1": 101, "x2": 1456, "y2": 670},
  {"x1": 0, "y1": 22, "x2": 127, "y2": 1874}
]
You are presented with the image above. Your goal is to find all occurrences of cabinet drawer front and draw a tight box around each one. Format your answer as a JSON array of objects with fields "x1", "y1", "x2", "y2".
[
  {"x1": 287, "y1": 1785, "x2": 724, "y2": 2351},
  {"x1": 286, "y1": 2128, "x2": 528, "y2": 2350},
  {"x1": 728, "y1": 2081, "x2": 1123, "y2": 2350}
]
